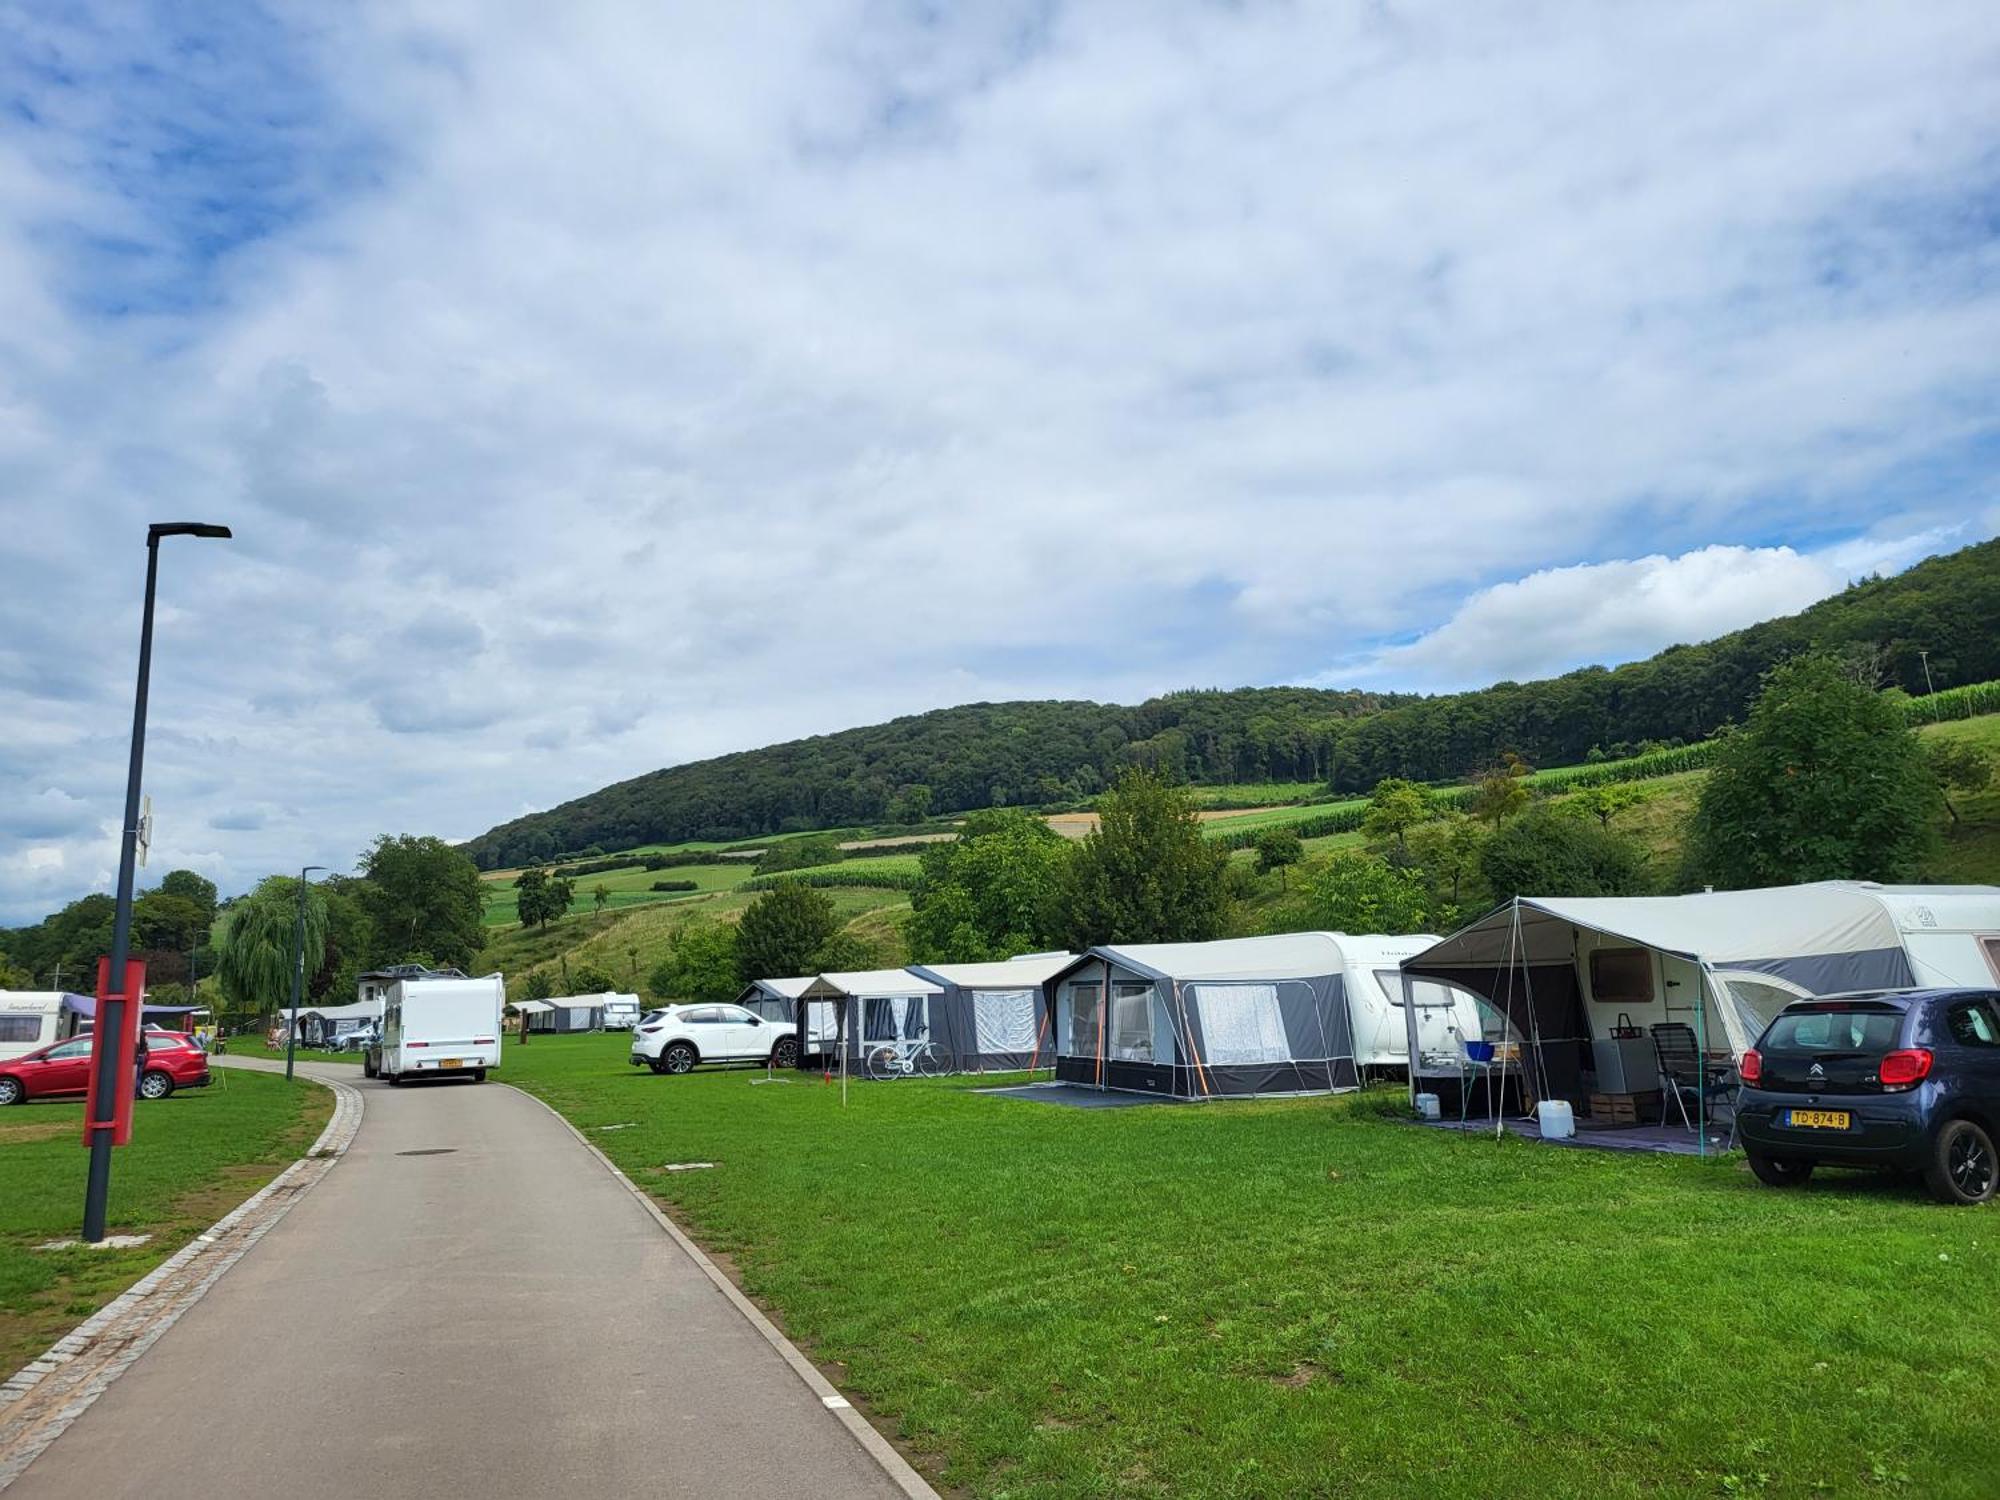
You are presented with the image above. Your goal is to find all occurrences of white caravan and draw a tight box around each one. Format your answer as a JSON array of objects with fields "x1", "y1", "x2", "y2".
[
  {"x1": 601, "y1": 993, "x2": 642, "y2": 1031},
  {"x1": 0, "y1": 992, "x2": 72, "y2": 1062},
  {"x1": 365, "y1": 973, "x2": 505, "y2": 1083}
]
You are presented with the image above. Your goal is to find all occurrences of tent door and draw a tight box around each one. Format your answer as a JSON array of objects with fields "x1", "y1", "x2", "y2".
[{"x1": 1661, "y1": 954, "x2": 1723, "y2": 1055}]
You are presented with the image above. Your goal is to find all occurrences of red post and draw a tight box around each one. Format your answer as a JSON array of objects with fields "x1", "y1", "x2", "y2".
[{"x1": 83, "y1": 958, "x2": 146, "y2": 1150}]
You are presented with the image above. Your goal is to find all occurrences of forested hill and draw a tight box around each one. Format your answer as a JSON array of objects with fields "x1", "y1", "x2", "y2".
[{"x1": 463, "y1": 538, "x2": 2000, "y2": 869}]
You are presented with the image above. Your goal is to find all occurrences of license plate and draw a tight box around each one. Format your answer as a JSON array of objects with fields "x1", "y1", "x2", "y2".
[
  {"x1": 440, "y1": 1058, "x2": 463, "y2": 1070},
  {"x1": 1785, "y1": 1108, "x2": 1850, "y2": 1129}
]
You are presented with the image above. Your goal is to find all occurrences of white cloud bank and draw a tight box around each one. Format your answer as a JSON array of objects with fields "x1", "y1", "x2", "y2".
[
  {"x1": 1345, "y1": 529, "x2": 1978, "y2": 690},
  {"x1": 0, "y1": 2, "x2": 1996, "y2": 922}
]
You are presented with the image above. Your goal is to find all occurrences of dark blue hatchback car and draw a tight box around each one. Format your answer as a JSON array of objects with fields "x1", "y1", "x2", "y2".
[{"x1": 1737, "y1": 989, "x2": 2000, "y2": 1205}]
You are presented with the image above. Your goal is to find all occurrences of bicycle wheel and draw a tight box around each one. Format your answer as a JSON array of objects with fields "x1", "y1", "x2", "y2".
[
  {"x1": 865, "y1": 1045, "x2": 901, "y2": 1081},
  {"x1": 915, "y1": 1046, "x2": 946, "y2": 1078}
]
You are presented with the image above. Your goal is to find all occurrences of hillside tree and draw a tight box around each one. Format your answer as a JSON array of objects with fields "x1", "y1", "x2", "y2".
[
  {"x1": 359, "y1": 834, "x2": 485, "y2": 969},
  {"x1": 1253, "y1": 827, "x2": 1304, "y2": 888},
  {"x1": 1482, "y1": 806, "x2": 1651, "y2": 900},
  {"x1": 1688, "y1": 654, "x2": 1940, "y2": 887},
  {"x1": 1927, "y1": 738, "x2": 1994, "y2": 824},
  {"x1": 1278, "y1": 853, "x2": 1432, "y2": 935},
  {"x1": 1060, "y1": 771, "x2": 1229, "y2": 947},
  {"x1": 735, "y1": 881, "x2": 840, "y2": 983},
  {"x1": 904, "y1": 809, "x2": 1073, "y2": 963},
  {"x1": 1361, "y1": 778, "x2": 1430, "y2": 852},
  {"x1": 650, "y1": 920, "x2": 742, "y2": 1004}
]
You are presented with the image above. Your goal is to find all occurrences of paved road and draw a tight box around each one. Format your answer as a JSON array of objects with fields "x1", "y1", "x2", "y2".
[{"x1": 11, "y1": 1061, "x2": 912, "y2": 1499}]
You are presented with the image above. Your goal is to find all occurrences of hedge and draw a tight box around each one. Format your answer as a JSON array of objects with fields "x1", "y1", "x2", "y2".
[{"x1": 649, "y1": 879, "x2": 698, "y2": 892}]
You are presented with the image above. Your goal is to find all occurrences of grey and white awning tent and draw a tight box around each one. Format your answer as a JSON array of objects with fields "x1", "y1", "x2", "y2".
[
  {"x1": 1047, "y1": 933, "x2": 1369, "y2": 1099},
  {"x1": 275, "y1": 1001, "x2": 381, "y2": 1046},
  {"x1": 903, "y1": 954, "x2": 1074, "y2": 1073},
  {"x1": 1399, "y1": 882, "x2": 2000, "y2": 1112},
  {"x1": 792, "y1": 969, "x2": 945, "y2": 1072},
  {"x1": 516, "y1": 993, "x2": 609, "y2": 1032},
  {"x1": 733, "y1": 977, "x2": 814, "y2": 1025}
]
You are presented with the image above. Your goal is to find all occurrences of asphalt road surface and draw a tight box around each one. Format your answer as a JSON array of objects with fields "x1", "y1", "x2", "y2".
[{"x1": 11, "y1": 1060, "x2": 912, "y2": 1499}]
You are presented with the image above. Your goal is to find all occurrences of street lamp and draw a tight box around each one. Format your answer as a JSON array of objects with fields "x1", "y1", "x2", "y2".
[
  {"x1": 285, "y1": 866, "x2": 328, "y2": 1082},
  {"x1": 83, "y1": 521, "x2": 232, "y2": 1245}
]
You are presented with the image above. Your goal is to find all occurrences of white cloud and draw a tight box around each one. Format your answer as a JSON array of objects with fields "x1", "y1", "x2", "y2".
[{"x1": 0, "y1": 2, "x2": 1996, "y2": 920}]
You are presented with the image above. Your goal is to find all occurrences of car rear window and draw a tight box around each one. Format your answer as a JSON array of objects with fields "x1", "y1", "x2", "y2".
[{"x1": 1763, "y1": 1007, "x2": 1903, "y2": 1054}]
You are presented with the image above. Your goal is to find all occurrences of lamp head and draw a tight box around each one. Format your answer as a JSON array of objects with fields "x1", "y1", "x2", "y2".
[{"x1": 149, "y1": 522, "x2": 233, "y2": 540}]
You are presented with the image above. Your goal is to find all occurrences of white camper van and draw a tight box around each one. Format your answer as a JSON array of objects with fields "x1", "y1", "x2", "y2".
[{"x1": 364, "y1": 973, "x2": 504, "y2": 1083}]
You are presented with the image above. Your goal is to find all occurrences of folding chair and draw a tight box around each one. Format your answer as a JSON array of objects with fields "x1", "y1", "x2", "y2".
[{"x1": 1651, "y1": 1022, "x2": 1737, "y2": 1142}]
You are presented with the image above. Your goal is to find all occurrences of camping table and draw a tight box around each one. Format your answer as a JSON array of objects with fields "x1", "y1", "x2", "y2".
[{"x1": 1457, "y1": 1057, "x2": 1501, "y2": 1125}]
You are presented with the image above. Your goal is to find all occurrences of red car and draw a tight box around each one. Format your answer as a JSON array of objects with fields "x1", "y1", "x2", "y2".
[{"x1": 0, "y1": 1029, "x2": 211, "y2": 1106}]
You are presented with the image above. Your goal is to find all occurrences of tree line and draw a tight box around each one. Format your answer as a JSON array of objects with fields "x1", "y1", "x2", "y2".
[
  {"x1": 462, "y1": 537, "x2": 1999, "y2": 869},
  {"x1": 0, "y1": 835, "x2": 488, "y2": 1029}
]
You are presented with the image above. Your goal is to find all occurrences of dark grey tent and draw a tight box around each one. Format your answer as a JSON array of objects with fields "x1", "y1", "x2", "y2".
[
  {"x1": 1047, "y1": 934, "x2": 1361, "y2": 1099},
  {"x1": 902, "y1": 955, "x2": 1071, "y2": 1073},
  {"x1": 733, "y1": 977, "x2": 813, "y2": 1025}
]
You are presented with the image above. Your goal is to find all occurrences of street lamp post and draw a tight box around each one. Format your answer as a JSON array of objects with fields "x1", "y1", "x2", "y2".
[
  {"x1": 285, "y1": 866, "x2": 328, "y2": 1082},
  {"x1": 83, "y1": 521, "x2": 231, "y2": 1245}
]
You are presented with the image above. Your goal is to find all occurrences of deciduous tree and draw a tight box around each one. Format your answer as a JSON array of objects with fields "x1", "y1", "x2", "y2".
[
  {"x1": 1361, "y1": 778, "x2": 1430, "y2": 852},
  {"x1": 905, "y1": 809, "x2": 1072, "y2": 962},
  {"x1": 1059, "y1": 771, "x2": 1228, "y2": 947},
  {"x1": 1689, "y1": 655, "x2": 1940, "y2": 887},
  {"x1": 1482, "y1": 806, "x2": 1651, "y2": 900},
  {"x1": 735, "y1": 881, "x2": 840, "y2": 983},
  {"x1": 359, "y1": 834, "x2": 485, "y2": 969},
  {"x1": 650, "y1": 920, "x2": 742, "y2": 1004}
]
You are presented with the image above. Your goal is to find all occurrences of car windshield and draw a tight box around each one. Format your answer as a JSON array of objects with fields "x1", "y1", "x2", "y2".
[{"x1": 1762, "y1": 1007, "x2": 1904, "y2": 1055}]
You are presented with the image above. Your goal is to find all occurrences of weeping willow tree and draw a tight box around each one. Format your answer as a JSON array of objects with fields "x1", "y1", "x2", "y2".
[{"x1": 216, "y1": 876, "x2": 328, "y2": 1021}]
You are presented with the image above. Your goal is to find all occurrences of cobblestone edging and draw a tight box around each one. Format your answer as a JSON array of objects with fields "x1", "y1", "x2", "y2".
[{"x1": 0, "y1": 1073, "x2": 364, "y2": 1491}]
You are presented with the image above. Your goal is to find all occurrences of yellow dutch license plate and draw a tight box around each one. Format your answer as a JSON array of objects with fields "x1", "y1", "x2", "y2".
[
  {"x1": 440, "y1": 1058, "x2": 464, "y2": 1069},
  {"x1": 1786, "y1": 1108, "x2": 1850, "y2": 1129}
]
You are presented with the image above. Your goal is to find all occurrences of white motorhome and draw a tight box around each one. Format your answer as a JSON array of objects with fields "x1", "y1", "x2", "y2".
[
  {"x1": 364, "y1": 973, "x2": 504, "y2": 1084},
  {"x1": 0, "y1": 992, "x2": 75, "y2": 1061}
]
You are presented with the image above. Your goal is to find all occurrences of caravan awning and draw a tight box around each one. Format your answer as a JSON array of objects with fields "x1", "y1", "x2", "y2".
[
  {"x1": 509, "y1": 1001, "x2": 554, "y2": 1015},
  {"x1": 64, "y1": 995, "x2": 202, "y2": 1019},
  {"x1": 1406, "y1": 883, "x2": 1909, "y2": 976}
]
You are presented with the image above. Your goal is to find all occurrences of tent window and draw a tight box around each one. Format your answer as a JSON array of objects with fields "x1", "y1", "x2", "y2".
[
  {"x1": 972, "y1": 989, "x2": 1038, "y2": 1054},
  {"x1": 1067, "y1": 983, "x2": 1102, "y2": 1056},
  {"x1": 0, "y1": 1016, "x2": 41, "y2": 1043},
  {"x1": 1193, "y1": 983, "x2": 1289, "y2": 1065},
  {"x1": 1589, "y1": 948, "x2": 1654, "y2": 1004},
  {"x1": 1110, "y1": 983, "x2": 1154, "y2": 1062},
  {"x1": 897, "y1": 997, "x2": 928, "y2": 1041},
  {"x1": 864, "y1": 998, "x2": 923, "y2": 1041}
]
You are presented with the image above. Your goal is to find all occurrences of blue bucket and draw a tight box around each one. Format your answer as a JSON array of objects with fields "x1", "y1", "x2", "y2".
[{"x1": 1464, "y1": 1041, "x2": 1495, "y2": 1063}]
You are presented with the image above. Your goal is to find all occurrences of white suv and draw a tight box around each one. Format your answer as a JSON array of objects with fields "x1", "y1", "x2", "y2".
[{"x1": 630, "y1": 1004, "x2": 796, "y2": 1075}]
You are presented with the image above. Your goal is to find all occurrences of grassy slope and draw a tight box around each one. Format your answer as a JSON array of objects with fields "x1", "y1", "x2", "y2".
[
  {"x1": 483, "y1": 885, "x2": 914, "y2": 999},
  {"x1": 505, "y1": 1035, "x2": 2000, "y2": 1500},
  {"x1": 0, "y1": 1070, "x2": 332, "y2": 1373},
  {"x1": 473, "y1": 713, "x2": 2000, "y2": 995}
]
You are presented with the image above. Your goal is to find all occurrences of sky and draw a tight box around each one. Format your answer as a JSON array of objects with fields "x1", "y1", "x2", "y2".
[{"x1": 2, "y1": 1, "x2": 1997, "y2": 924}]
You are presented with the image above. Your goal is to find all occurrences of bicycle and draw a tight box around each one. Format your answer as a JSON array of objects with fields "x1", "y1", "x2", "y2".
[{"x1": 864, "y1": 1036, "x2": 945, "y2": 1080}]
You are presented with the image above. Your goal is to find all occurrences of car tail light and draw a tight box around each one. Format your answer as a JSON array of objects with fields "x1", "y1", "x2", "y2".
[
  {"x1": 1738, "y1": 1048, "x2": 1762, "y2": 1085},
  {"x1": 1879, "y1": 1048, "x2": 1933, "y2": 1088},
  {"x1": 639, "y1": 1025, "x2": 663, "y2": 1034}
]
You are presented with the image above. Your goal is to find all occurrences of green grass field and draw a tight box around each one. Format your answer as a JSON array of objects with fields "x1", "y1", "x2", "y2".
[
  {"x1": 222, "y1": 1037, "x2": 364, "y2": 1066},
  {"x1": 0, "y1": 1070, "x2": 332, "y2": 1374},
  {"x1": 498, "y1": 1034, "x2": 1998, "y2": 1499}
]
